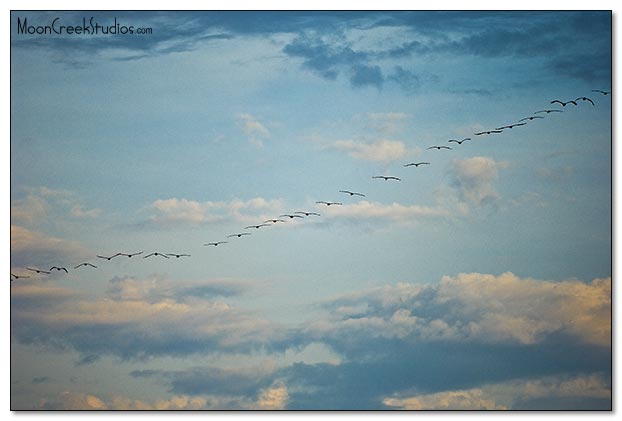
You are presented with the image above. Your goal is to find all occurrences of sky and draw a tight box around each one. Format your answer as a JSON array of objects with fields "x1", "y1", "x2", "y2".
[{"x1": 9, "y1": 10, "x2": 612, "y2": 410}]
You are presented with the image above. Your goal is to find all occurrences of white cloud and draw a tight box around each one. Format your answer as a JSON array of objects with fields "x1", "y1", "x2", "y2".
[
  {"x1": 313, "y1": 272, "x2": 611, "y2": 347},
  {"x1": 38, "y1": 392, "x2": 208, "y2": 410},
  {"x1": 383, "y1": 373, "x2": 610, "y2": 410},
  {"x1": 11, "y1": 194, "x2": 47, "y2": 224},
  {"x1": 70, "y1": 205, "x2": 102, "y2": 218},
  {"x1": 237, "y1": 113, "x2": 270, "y2": 147},
  {"x1": 318, "y1": 200, "x2": 449, "y2": 224},
  {"x1": 449, "y1": 156, "x2": 508, "y2": 207},
  {"x1": 257, "y1": 381, "x2": 289, "y2": 410},
  {"x1": 147, "y1": 197, "x2": 285, "y2": 227},
  {"x1": 365, "y1": 112, "x2": 408, "y2": 135},
  {"x1": 333, "y1": 139, "x2": 412, "y2": 162}
]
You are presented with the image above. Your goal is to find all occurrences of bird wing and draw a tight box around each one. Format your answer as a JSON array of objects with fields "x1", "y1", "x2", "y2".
[{"x1": 551, "y1": 100, "x2": 563, "y2": 105}]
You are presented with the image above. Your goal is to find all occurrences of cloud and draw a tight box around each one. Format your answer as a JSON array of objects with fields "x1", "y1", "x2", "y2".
[
  {"x1": 70, "y1": 205, "x2": 102, "y2": 218},
  {"x1": 237, "y1": 113, "x2": 270, "y2": 147},
  {"x1": 11, "y1": 195, "x2": 47, "y2": 224},
  {"x1": 349, "y1": 64, "x2": 383, "y2": 89},
  {"x1": 11, "y1": 186, "x2": 102, "y2": 224},
  {"x1": 318, "y1": 200, "x2": 449, "y2": 224},
  {"x1": 448, "y1": 156, "x2": 508, "y2": 207},
  {"x1": 365, "y1": 112, "x2": 408, "y2": 135},
  {"x1": 257, "y1": 381, "x2": 289, "y2": 409},
  {"x1": 37, "y1": 391, "x2": 207, "y2": 410},
  {"x1": 332, "y1": 139, "x2": 412, "y2": 163},
  {"x1": 10, "y1": 276, "x2": 283, "y2": 361},
  {"x1": 383, "y1": 373, "x2": 611, "y2": 410},
  {"x1": 10, "y1": 224, "x2": 91, "y2": 271},
  {"x1": 145, "y1": 197, "x2": 284, "y2": 228}
]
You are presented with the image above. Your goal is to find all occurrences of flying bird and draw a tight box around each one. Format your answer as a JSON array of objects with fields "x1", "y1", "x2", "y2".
[
  {"x1": 519, "y1": 116, "x2": 544, "y2": 122},
  {"x1": 244, "y1": 224, "x2": 271, "y2": 229},
  {"x1": 11, "y1": 273, "x2": 30, "y2": 280},
  {"x1": 264, "y1": 219, "x2": 285, "y2": 223},
  {"x1": 592, "y1": 89, "x2": 610, "y2": 95},
  {"x1": 295, "y1": 211, "x2": 321, "y2": 216},
  {"x1": 143, "y1": 252, "x2": 170, "y2": 259},
  {"x1": 315, "y1": 201, "x2": 343, "y2": 206},
  {"x1": 339, "y1": 190, "x2": 366, "y2": 197},
  {"x1": 227, "y1": 233, "x2": 252, "y2": 238},
  {"x1": 404, "y1": 162, "x2": 430, "y2": 167},
  {"x1": 204, "y1": 241, "x2": 228, "y2": 246},
  {"x1": 49, "y1": 266, "x2": 69, "y2": 273},
  {"x1": 448, "y1": 138, "x2": 471, "y2": 144},
  {"x1": 495, "y1": 123, "x2": 526, "y2": 130},
  {"x1": 427, "y1": 145, "x2": 452, "y2": 150},
  {"x1": 575, "y1": 96, "x2": 595, "y2": 106},
  {"x1": 119, "y1": 251, "x2": 144, "y2": 258},
  {"x1": 166, "y1": 253, "x2": 191, "y2": 258},
  {"x1": 372, "y1": 176, "x2": 401, "y2": 181},
  {"x1": 26, "y1": 267, "x2": 50, "y2": 275},
  {"x1": 74, "y1": 263, "x2": 97, "y2": 269},
  {"x1": 280, "y1": 213, "x2": 305, "y2": 218},
  {"x1": 534, "y1": 109, "x2": 562, "y2": 114},
  {"x1": 551, "y1": 99, "x2": 577, "y2": 107},
  {"x1": 474, "y1": 130, "x2": 503, "y2": 135},
  {"x1": 97, "y1": 253, "x2": 122, "y2": 261}
]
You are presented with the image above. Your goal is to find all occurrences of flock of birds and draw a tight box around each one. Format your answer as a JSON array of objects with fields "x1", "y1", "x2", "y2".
[{"x1": 10, "y1": 90, "x2": 611, "y2": 282}]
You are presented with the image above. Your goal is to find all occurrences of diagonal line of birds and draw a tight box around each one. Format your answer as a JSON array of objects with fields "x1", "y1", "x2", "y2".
[{"x1": 9, "y1": 90, "x2": 610, "y2": 281}]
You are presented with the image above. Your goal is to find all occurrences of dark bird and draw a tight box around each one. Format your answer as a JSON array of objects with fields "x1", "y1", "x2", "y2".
[
  {"x1": 205, "y1": 241, "x2": 228, "y2": 246},
  {"x1": 119, "y1": 251, "x2": 144, "y2": 258},
  {"x1": 404, "y1": 162, "x2": 430, "y2": 167},
  {"x1": 74, "y1": 262, "x2": 97, "y2": 269},
  {"x1": 592, "y1": 89, "x2": 610, "y2": 95},
  {"x1": 448, "y1": 138, "x2": 470, "y2": 144},
  {"x1": 519, "y1": 116, "x2": 544, "y2": 122},
  {"x1": 264, "y1": 219, "x2": 285, "y2": 223},
  {"x1": 50, "y1": 266, "x2": 69, "y2": 273},
  {"x1": 295, "y1": 211, "x2": 321, "y2": 216},
  {"x1": 11, "y1": 273, "x2": 30, "y2": 280},
  {"x1": 551, "y1": 99, "x2": 577, "y2": 107},
  {"x1": 314, "y1": 201, "x2": 343, "y2": 206},
  {"x1": 495, "y1": 123, "x2": 526, "y2": 130},
  {"x1": 427, "y1": 145, "x2": 452, "y2": 150},
  {"x1": 575, "y1": 96, "x2": 595, "y2": 106},
  {"x1": 166, "y1": 253, "x2": 191, "y2": 258},
  {"x1": 474, "y1": 130, "x2": 503, "y2": 135},
  {"x1": 244, "y1": 224, "x2": 270, "y2": 229},
  {"x1": 26, "y1": 267, "x2": 51, "y2": 275},
  {"x1": 280, "y1": 213, "x2": 305, "y2": 218},
  {"x1": 534, "y1": 109, "x2": 563, "y2": 114},
  {"x1": 97, "y1": 253, "x2": 122, "y2": 261},
  {"x1": 339, "y1": 190, "x2": 366, "y2": 197},
  {"x1": 143, "y1": 252, "x2": 170, "y2": 259},
  {"x1": 227, "y1": 233, "x2": 252, "y2": 238},
  {"x1": 372, "y1": 176, "x2": 401, "y2": 181}
]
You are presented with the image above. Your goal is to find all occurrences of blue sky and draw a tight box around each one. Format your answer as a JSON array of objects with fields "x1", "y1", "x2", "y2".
[{"x1": 10, "y1": 10, "x2": 612, "y2": 410}]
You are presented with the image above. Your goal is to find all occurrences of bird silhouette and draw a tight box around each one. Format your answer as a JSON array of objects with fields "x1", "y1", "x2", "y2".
[
  {"x1": 495, "y1": 123, "x2": 526, "y2": 130},
  {"x1": 119, "y1": 251, "x2": 144, "y2": 258},
  {"x1": 295, "y1": 211, "x2": 321, "y2": 216},
  {"x1": 592, "y1": 89, "x2": 610, "y2": 95},
  {"x1": 404, "y1": 162, "x2": 430, "y2": 167},
  {"x1": 339, "y1": 190, "x2": 366, "y2": 197},
  {"x1": 97, "y1": 253, "x2": 122, "y2": 261},
  {"x1": 49, "y1": 266, "x2": 69, "y2": 273},
  {"x1": 205, "y1": 241, "x2": 228, "y2": 246},
  {"x1": 166, "y1": 253, "x2": 191, "y2": 258},
  {"x1": 227, "y1": 233, "x2": 252, "y2": 238},
  {"x1": 244, "y1": 224, "x2": 271, "y2": 229},
  {"x1": 264, "y1": 219, "x2": 285, "y2": 223},
  {"x1": 551, "y1": 99, "x2": 577, "y2": 107},
  {"x1": 474, "y1": 130, "x2": 503, "y2": 135},
  {"x1": 534, "y1": 109, "x2": 563, "y2": 114},
  {"x1": 143, "y1": 252, "x2": 170, "y2": 259},
  {"x1": 74, "y1": 263, "x2": 97, "y2": 269},
  {"x1": 448, "y1": 138, "x2": 470, "y2": 144},
  {"x1": 427, "y1": 145, "x2": 452, "y2": 150},
  {"x1": 575, "y1": 96, "x2": 595, "y2": 106},
  {"x1": 315, "y1": 201, "x2": 343, "y2": 206},
  {"x1": 280, "y1": 213, "x2": 305, "y2": 218},
  {"x1": 372, "y1": 176, "x2": 401, "y2": 181},
  {"x1": 26, "y1": 267, "x2": 50, "y2": 275},
  {"x1": 11, "y1": 273, "x2": 30, "y2": 280},
  {"x1": 519, "y1": 116, "x2": 544, "y2": 122}
]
